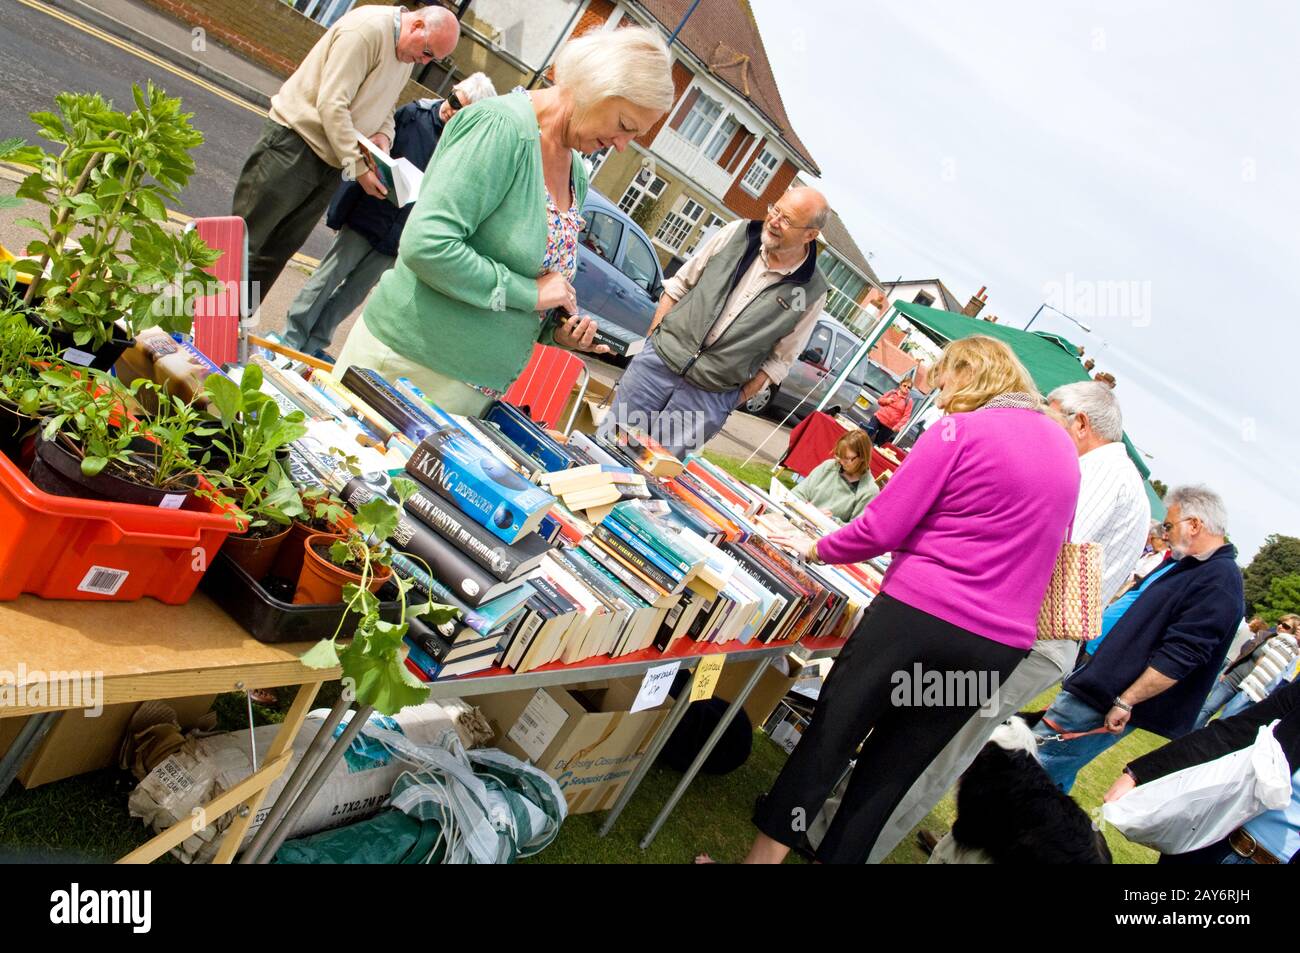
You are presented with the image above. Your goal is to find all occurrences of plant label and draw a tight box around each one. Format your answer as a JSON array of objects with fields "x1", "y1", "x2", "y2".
[{"x1": 63, "y1": 348, "x2": 96, "y2": 367}]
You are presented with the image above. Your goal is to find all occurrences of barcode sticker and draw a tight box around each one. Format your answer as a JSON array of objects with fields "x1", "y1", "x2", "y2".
[
  {"x1": 159, "y1": 494, "x2": 186, "y2": 510},
  {"x1": 508, "y1": 689, "x2": 569, "y2": 762},
  {"x1": 77, "y1": 566, "x2": 129, "y2": 596},
  {"x1": 63, "y1": 348, "x2": 96, "y2": 367}
]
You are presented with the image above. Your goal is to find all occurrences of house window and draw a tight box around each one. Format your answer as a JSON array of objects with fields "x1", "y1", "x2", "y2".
[
  {"x1": 676, "y1": 92, "x2": 725, "y2": 147},
  {"x1": 655, "y1": 198, "x2": 706, "y2": 252},
  {"x1": 684, "y1": 213, "x2": 727, "y2": 257},
  {"x1": 912, "y1": 290, "x2": 935, "y2": 307},
  {"x1": 704, "y1": 116, "x2": 739, "y2": 164},
  {"x1": 818, "y1": 254, "x2": 870, "y2": 321},
  {"x1": 742, "y1": 147, "x2": 780, "y2": 195},
  {"x1": 618, "y1": 174, "x2": 666, "y2": 215},
  {"x1": 586, "y1": 147, "x2": 612, "y2": 180}
]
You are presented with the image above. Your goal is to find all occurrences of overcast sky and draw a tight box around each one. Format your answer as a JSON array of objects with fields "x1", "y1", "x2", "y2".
[{"x1": 750, "y1": 0, "x2": 1300, "y2": 564}]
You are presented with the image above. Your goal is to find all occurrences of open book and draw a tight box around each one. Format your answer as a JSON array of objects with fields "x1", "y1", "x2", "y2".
[{"x1": 357, "y1": 133, "x2": 423, "y2": 207}]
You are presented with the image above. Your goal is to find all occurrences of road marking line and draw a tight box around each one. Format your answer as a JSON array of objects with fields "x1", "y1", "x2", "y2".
[{"x1": 16, "y1": 0, "x2": 266, "y2": 116}]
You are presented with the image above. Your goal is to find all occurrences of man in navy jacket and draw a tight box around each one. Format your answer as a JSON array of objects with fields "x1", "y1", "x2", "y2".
[
  {"x1": 1033, "y1": 485, "x2": 1245, "y2": 792},
  {"x1": 281, "y1": 73, "x2": 496, "y2": 359}
]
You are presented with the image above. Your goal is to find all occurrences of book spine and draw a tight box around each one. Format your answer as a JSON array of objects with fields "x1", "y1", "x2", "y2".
[
  {"x1": 528, "y1": 573, "x2": 578, "y2": 616},
  {"x1": 483, "y1": 401, "x2": 571, "y2": 473},
  {"x1": 608, "y1": 501, "x2": 691, "y2": 569},
  {"x1": 314, "y1": 374, "x2": 397, "y2": 442},
  {"x1": 401, "y1": 481, "x2": 523, "y2": 581},
  {"x1": 593, "y1": 526, "x2": 677, "y2": 592},
  {"x1": 598, "y1": 519, "x2": 684, "y2": 585},
  {"x1": 346, "y1": 367, "x2": 441, "y2": 442},
  {"x1": 406, "y1": 433, "x2": 554, "y2": 546},
  {"x1": 579, "y1": 541, "x2": 662, "y2": 605}
]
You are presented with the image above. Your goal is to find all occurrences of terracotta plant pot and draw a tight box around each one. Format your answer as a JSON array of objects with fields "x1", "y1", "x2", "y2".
[
  {"x1": 293, "y1": 533, "x2": 392, "y2": 606},
  {"x1": 222, "y1": 523, "x2": 292, "y2": 583}
]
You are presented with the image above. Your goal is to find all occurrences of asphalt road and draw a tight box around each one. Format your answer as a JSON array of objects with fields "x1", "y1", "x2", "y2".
[{"x1": 0, "y1": 0, "x2": 331, "y2": 260}]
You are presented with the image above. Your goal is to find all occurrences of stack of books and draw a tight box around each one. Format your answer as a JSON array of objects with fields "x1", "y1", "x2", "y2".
[{"x1": 539, "y1": 464, "x2": 650, "y2": 525}]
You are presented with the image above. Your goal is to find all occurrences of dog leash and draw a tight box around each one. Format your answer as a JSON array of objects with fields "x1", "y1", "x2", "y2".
[{"x1": 1035, "y1": 717, "x2": 1118, "y2": 744}]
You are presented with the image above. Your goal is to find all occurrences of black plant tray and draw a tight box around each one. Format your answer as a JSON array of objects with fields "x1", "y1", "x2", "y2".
[{"x1": 201, "y1": 550, "x2": 404, "y2": 644}]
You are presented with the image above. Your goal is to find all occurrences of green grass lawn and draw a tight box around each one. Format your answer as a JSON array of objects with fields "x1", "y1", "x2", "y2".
[{"x1": 700, "y1": 450, "x2": 797, "y2": 492}]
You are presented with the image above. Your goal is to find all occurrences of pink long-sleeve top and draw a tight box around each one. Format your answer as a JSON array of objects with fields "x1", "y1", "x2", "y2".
[{"x1": 816, "y1": 407, "x2": 1080, "y2": 649}]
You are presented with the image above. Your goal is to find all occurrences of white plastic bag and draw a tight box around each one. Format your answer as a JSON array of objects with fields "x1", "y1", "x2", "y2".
[{"x1": 1103, "y1": 720, "x2": 1292, "y2": 855}]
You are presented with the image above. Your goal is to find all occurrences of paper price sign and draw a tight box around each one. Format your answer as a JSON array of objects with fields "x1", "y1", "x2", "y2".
[
  {"x1": 689, "y1": 655, "x2": 726, "y2": 703},
  {"x1": 631, "y1": 662, "x2": 681, "y2": 713}
]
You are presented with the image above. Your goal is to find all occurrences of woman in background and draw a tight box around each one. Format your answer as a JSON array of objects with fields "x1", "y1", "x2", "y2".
[{"x1": 791, "y1": 429, "x2": 878, "y2": 523}]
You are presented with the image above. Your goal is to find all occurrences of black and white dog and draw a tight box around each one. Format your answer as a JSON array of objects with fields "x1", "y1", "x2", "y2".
[{"x1": 930, "y1": 716, "x2": 1112, "y2": 864}]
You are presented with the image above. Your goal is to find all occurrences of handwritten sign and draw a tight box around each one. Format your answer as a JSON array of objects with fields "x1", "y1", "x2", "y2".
[
  {"x1": 690, "y1": 655, "x2": 726, "y2": 703},
  {"x1": 631, "y1": 662, "x2": 680, "y2": 713}
]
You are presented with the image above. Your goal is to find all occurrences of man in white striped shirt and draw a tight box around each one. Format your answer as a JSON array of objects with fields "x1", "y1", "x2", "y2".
[{"x1": 811, "y1": 382, "x2": 1151, "y2": 861}]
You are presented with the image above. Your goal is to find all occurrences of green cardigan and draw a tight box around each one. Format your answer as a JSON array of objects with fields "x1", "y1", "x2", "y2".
[
  {"x1": 361, "y1": 91, "x2": 590, "y2": 391},
  {"x1": 791, "y1": 459, "x2": 880, "y2": 524}
]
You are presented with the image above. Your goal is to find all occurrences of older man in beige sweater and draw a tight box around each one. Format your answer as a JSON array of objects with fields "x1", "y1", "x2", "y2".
[{"x1": 233, "y1": 4, "x2": 459, "y2": 300}]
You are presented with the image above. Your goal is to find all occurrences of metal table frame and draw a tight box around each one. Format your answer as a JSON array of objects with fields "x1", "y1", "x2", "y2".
[{"x1": 239, "y1": 638, "x2": 799, "y2": 864}]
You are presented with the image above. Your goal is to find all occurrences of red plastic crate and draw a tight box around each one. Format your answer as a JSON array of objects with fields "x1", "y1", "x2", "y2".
[{"x1": 0, "y1": 450, "x2": 241, "y2": 604}]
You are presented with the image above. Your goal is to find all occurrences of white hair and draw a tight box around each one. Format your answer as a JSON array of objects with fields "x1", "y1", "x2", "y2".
[
  {"x1": 453, "y1": 71, "x2": 496, "y2": 105},
  {"x1": 1048, "y1": 381, "x2": 1123, "y2": 442},
  {"x1": 553, "y1": 26, "x2": 675, "y2": 112},
  {"x1": 1166, "y1": 484, "x2": 1229, "y2": 536}
]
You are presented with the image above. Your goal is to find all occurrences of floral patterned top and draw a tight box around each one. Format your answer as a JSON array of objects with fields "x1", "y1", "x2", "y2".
[{"x1": 466, "y1": 185, "x2": 585, "y2": 401}]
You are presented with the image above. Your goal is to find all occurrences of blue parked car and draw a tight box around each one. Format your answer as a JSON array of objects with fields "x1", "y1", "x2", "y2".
[{"x1": 574, "y1": 190, "x2": 665, "y2": 358}]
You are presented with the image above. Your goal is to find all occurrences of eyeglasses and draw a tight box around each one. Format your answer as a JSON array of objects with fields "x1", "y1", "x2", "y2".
[
  {"x1": 1280, "y1": 622, "x2": 1295, "y2": 633},
  {"x1": 1160, "y1": 517, "x2": 1194, "y2": 535},
  {"x1": 766, "y1": 204, "x2": 815, "y2": 231},
  {"x1": 421, "y1": 24, "x2": 441, "y2": 61}
]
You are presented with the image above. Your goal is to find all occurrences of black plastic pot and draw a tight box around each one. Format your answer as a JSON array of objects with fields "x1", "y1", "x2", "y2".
[
  {"x1": 22, "y1": 310, "x2": 132, "y2": 372},
  {"x1": 28, "y1": 431, "x2": 198, "y2": 507},
  {"x1": 0, "y1": 399, "x2": 39, "y2": 460}
]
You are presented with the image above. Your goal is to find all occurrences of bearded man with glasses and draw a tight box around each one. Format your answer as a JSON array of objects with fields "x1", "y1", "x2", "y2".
[{"x1": 603, "y1": 187, "x2": 831, "y2": 459}]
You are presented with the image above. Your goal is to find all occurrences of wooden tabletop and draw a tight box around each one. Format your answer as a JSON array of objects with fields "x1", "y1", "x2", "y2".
[{"x1": 0, "y1": 593, "x2": 336, "y2": 717}]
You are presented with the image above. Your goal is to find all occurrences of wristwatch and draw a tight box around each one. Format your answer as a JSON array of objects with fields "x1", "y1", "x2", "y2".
[{"x1": 1111, "y1": 697, "x2": 1133, "y2": 713}]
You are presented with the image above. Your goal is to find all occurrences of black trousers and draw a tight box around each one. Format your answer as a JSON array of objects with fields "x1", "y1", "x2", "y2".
[
  {"x1": 754, "y1": 592, "x2": 1028, "y2": 864},
  {"x1": 232, "y1": 120, "x2": 341, "y2": 301}
]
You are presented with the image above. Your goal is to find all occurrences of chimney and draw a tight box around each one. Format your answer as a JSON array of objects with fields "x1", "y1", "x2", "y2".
[{"x1": 962, "y1": 286, "x2": 987, "y2": 318}]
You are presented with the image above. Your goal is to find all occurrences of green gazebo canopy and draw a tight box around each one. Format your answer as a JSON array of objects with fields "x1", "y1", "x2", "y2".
[{"x1": 891, "y1": 300, "x2": 1164, "y2": 518}]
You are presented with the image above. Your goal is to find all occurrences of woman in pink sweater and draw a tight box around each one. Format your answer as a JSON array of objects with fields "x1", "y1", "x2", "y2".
[{"x1": 746, "y1": 336, "x2": 1079, "y2": 864}]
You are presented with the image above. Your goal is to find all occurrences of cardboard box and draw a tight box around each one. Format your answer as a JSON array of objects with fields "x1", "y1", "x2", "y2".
[
  {"x1": 476, "y1": 682, "x2": 669, "y2": 814},
  {"x1": 716, "y1": 653, "x2": 806, "y2": 729},
  {"x1": 0, "y1": 695, "x2": 216, "y2": 789},
  {"x1": 562, "y1": 376, "x2": 615, "y2": 437}
]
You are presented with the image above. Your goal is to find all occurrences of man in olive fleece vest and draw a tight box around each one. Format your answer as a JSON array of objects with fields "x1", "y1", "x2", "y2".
[{"x1": 604, "y1": 187, "x2": 830, "y2": 459}]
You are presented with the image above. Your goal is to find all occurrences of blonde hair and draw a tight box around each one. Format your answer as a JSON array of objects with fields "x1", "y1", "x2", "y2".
[
  {"x1": 553, "y1": 26, "x2": 675, "y2": 112},
  {"x1": 932, "y1": 335, "x2": 1040, "y2": 414}
]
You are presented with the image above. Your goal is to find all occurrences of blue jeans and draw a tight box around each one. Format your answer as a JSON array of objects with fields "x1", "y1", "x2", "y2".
[
  {"x1": 1032, "y1": 690, "x2": 1133, "y2": 793},
  {"x1": 1217, "y1": 690, "x2": 1255, "y2": 720},
  {"x1": 603, "y1": 341, "x2": 742, "y2": 460},
  {"x1": 1194, "y1": 678, "x2": 1239, "y2": 730}
]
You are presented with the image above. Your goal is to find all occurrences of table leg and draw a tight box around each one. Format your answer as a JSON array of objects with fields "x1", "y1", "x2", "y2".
[
  {"x1": 253, "y1": 703, "x2": 375, "y2": 864},
  {"x1": 237, "y1": 687, "x2": 348, "y2": 865},
  {"x1": 639, "y1": 658, "x2": 768, "y2": 849},
  {"x1": 0, "y1": 711, "x2": 61, "y2": 795},
  {"x1": 597, "y1": 675, "x2": 697, "y2": 838},
  {"x1": 215, "y1": 679, "x2": 325, "y2": 864}
]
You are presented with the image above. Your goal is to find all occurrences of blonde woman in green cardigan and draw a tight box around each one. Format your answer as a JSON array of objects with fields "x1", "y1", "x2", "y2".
[
  {"x1": 335, "y1": 27, "x2": 674, "y2": 414},
  {"x1": 791, "y1": 430, "x2": 880, "y2": 523}
]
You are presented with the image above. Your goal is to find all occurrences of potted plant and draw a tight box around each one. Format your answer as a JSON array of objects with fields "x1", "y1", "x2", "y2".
[
  {"x1": 200, "y1": 366, "x2": 308, "y2": 579},
  {"x1": 300, "y1": 482, "x2": 459, "y2": 716},
  {"x1": 9, "y1": 85, "x2": 219, "y2": 368},
  {"x1": 270, "y1": 486, "x2": 351, "y2": 584},
  {"x1": 29, "y1": 366, "x2": 214, "y2": 506},
  {"x1": 0, "y1": 304, "x2": 58, "y2": 459},
  {"x1": 294, "y1": 492, "x2": 399, "y2": 606}
]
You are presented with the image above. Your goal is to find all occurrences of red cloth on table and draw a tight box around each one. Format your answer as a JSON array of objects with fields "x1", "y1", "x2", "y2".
[{"x1": 782, "y1": 412, "x2": 848, "y2": 477}]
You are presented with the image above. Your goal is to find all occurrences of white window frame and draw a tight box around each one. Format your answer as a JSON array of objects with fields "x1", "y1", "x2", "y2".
[
  {"x1": 617, "y1": 173, "x2": 666, "y2": 216},
  {"x1": 741, "y1": 147, "x2": 781, "y2": 196},
  {"x1": 677, "y1": 91, "x2": 725, "y2": 148},
  {"x1": 684, "y1": 212, "x2": 727, "y2": 257},
  {"x1": 586, "y1": 146, "x2": 613, "y2": 180},
  {"x1": 704, "y1": 115, "x2": 739, "y2": 164},
  {"x1": 654, "y1": 197, "x2": 707, "y2": 253}
]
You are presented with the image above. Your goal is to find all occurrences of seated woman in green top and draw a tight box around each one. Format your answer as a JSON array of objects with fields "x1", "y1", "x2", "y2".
[
  {"x1": 335, "y1": 27, "x2": 675, "y2": 415},
  {"x1": 791, "y1": 430, "x2": 880, "y2": 523}
]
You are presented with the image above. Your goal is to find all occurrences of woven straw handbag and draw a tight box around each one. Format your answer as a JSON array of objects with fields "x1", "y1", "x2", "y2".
[{"x1": 1037, "y1": 542, "x2": 1103, "y2": 641}]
